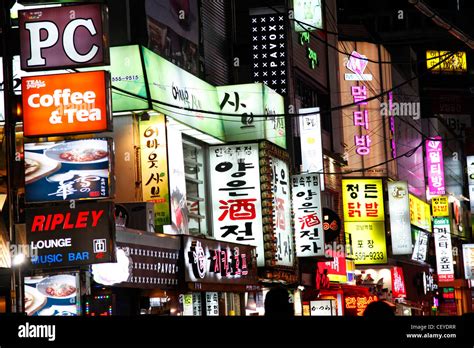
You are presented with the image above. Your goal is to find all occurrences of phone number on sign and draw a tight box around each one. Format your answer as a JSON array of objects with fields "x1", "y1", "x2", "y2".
[
  {"x1": 355, "y1": 251, "x2": 385, "y2": 261},
  {"x1": 112, "y1": 75, "x2": 140, "y2": 82}
]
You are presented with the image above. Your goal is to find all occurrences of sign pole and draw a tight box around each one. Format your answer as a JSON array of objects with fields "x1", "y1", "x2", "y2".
[{"x1": 1, "y1": 1, "x2": 22, "y2": 313}]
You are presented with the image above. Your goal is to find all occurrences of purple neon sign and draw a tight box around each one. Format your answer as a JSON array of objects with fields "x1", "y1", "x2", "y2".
[{"x1": 426, "y1": 136, "x2": 445, "y2": 196}]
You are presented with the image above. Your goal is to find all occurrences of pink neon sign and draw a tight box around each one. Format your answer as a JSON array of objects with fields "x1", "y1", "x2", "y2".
[
  {"x1": 426, "y1": 136, "x2": 445, "y2": 196},
  {"x1": 351, "y1": 85, "x2": 371, "y2": 155}
]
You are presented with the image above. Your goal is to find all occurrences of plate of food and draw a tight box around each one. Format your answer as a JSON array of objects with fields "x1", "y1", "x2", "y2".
[
  {"x1": 25, "y1": 285, "x2": 47, "y2": 316},
  {"x1": 25, "y1": 151, "x2": 61, "y2": 184},
  {"x1": 36, "y1": 274, "x2": 77, "y2": 299},
  {"x1": 44, "y1": 139, "x2": 109, "y2": 164}
]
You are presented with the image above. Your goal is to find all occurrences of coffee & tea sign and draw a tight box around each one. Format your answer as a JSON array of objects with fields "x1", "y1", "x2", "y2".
[{"x1": 22, "y1": 71, "x2": 112, "y2": 137}]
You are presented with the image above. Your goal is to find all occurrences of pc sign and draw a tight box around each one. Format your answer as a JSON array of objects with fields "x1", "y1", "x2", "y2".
[{"x1": 19, "y1": 4, "x2": 109, "y2": 71}]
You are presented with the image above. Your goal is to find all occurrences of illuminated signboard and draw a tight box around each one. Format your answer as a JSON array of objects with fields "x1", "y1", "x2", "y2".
[
  {"x1": 183, "y1": 236, "x2": 258, "y2": 285},
  {"x1": 339, "y1": 42, "x2": 393, "y2": 176},
  {"x1": 432, "y1": 196, "x2": 449, "y2": 217},
  {"x1": 250, "y1": 11, "x2": 288, "y2": 95},
  {"x1": 216, "y1": 83, "x2": 286, "y2": 149},
  {"x1": 317, "y1": 247, "x2": 347, "y2": 283},
  {"x1": 298, "y1": 32, "x2": 319, "y2": 69},
  {"x1": 26, "y1": 202, "x2": 115, "y2": 269},
  {"x1": 292, "y1": 174, "x2": 324, "y2": 257},
  {"x1": 22, "y1": 71, "x2": 111, "y2": 137},
  {"x1": 462, "y1": 244, "x2": 474, "y2": 280},
  {"x1": 139, "y1": 114, "x2": 170, "y2": 226},
  {"x1": 310, "y1": 299, "x2": 336, "y2": 316},
  {"x1": 345, "y1": 221, "x2": 387, "y2": 265},
  {"x1": 299, "y1": 107, "x2": 324, "y2": 189},
  {"x1": 412, "y1": 229, "x2": 429, "y2": 262},
  {"x1": 426, "y1": 137, "x2": 446, "y2": 196},
  {"x1": 391, "y1": 267, "x2": 407, "y2": 298},
  {"x1": 293, "y1": 0, "x2": 323, "y2": 31},
  {"x1": 25, "y1": 273, "x2": 80, "y2": 316},
  {"x1": 19, "y1": 4, "x2": 109, "y2": 71},
  {"x1": 209, "y1": 144, "x2": 264, "y2": 266},
  {"x1": 426, "y1": 51, "x2": 467, "y2": 73},
  {"x1": 388, "y1": 181, "x2": 412, "y2": 255},
  {"x1": 24, "y1": 139, "x2": 113, "y2": 203},
  {"x1": 409, "y1": 194, "x2": 432, "y2": 232},
  {"x1": 272, "y1": 157, "x2": 294, "y2": 266},
  {"x1": 433, "y1": 217, "x2": 454, "y2": 282},
  {"x1": 344, "y1": 295, "x2": 377, "y2": 316},
  {"x1": 342, "y1": 179, "x2": 384, "y2": 222}
]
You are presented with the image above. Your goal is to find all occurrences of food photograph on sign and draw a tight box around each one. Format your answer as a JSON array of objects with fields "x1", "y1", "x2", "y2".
[
  {"x1": 24, "y1": 138, "x2": 113, "y2": 203},
  {"x1": 24, "y1": 274, "x2": 80, "y2": 316}
]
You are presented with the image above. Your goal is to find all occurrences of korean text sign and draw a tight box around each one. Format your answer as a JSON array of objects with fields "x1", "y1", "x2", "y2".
[
  {"x1": 299, "y1": 107, "x2": 324, "y2": 189},
  {"x1": 24, "y1": 139, "x2": 112, "y2": 203},
  {"x1": 292, "y1": 174, "x2": 324, "y2": 257},
  {"x1": 432, "y1": 196, "x2": 449, "y2": 217},
  {"x1": 272, "y1": 157, "x2": 294, "y2": 266},
  {"x1": 412, "y1": 229, "x2": 429, "y2": 262},
  {"x1": 22, "y1": 71, "x2": 111, "y2": 137},
  {"x1": 409, "y1": 194, "x2": 432, "y2": 232},
  {"x1": 184, "y1": 236, "x2": 258, "y2": 285},
  {"x1": 345, "y1": 221, "x2": 387, "y2": 264},
  {"x1": 19, "y1": 4, "x2": 109, "y2": 71},
  {"x1": 139, "y1": 114, "x2": 170, "y2": 226},
  {"x1": 209, "y1": 144, "x2": 264, "y2": 266},
  {"x1": 433, "y1": 217, "x2": 454, "y2": 282},
  {"x1": 426, "y1": 137, "x2": 446, "y2": 196},
  {"x1": 26, "y1": 202, "x2": 115, "y2": 269},
  {"x1": 462, "y1": 244, "x2": 474, "y2": 280},
  {"x1": 342, "y1": 179, "x2": 384, "y2": 221},
  {"x1": 388, "y1": 181, "x2": 412, "y2": 255},
  {"x1": 344, "y1": 295, "x2": 377, "y2": 316},
  {"x1": 391, "y1": 267, "x2": 407, "y2": 298}
]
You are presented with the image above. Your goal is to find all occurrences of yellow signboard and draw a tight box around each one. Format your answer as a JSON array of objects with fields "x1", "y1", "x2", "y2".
[
  {"x1": 345, "y1": 221, "x2": 387, "y2": 265},
  {"x1": 342, "y1": 179, "x2": 384, "y2": 221},
  {"x1": 409, "y1": 194, "x2": 432, "y2": 232},
  {"x1": 139, "y1": 114, "x2": 170, "y2": 226},
  {"x1": 432, "y1": 196, "x2": 449, "y2": 217},
  {"x1": 426, "y1": 50, "x2": 467, "y2": 72}
]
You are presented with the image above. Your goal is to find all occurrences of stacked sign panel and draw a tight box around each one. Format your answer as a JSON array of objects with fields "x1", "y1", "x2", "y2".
[
  {"x1": 433, "y1": 217, "x2": 454, "y2": 282},
  {"x1": 342, "y1": 179, "x2": 387, "y2": 264},
  {"x1": 387, "y1": 181, "x2": 412, "y2": 255}
]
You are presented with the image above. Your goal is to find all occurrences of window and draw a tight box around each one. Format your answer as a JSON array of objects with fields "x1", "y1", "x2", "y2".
[{"x1": 183, "y1": 136, "x2": 209, "y2": 236}]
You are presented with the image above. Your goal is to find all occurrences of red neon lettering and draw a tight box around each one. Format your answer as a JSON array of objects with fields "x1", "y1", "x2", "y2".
[
  {"x1": 31, "y1": 215, "x2": 46, "y2": 232},
  {"x1": 63, "y1": 213, "x2": 74, "y2": 229},
  {"x1": 50, "y1": 214, "x2": 64, "y2": 230},
  {"x1": 91, "y1": 210, "x2": 104, "y2": 227},
  {"x1": 75, "y1": 211, "x2": 89, "y2": 228}
]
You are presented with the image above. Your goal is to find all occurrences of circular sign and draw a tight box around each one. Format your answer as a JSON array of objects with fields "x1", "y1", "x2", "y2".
[{"x1": 323, "y1": 208, "x2": 341, "y2": 243}]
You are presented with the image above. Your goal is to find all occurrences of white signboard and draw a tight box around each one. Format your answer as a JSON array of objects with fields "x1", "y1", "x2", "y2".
[
  {"x1": 462, "y1": 244, "x2": 474, "y2": 280},
  {"x1": 310, "y1": 299, "x2": 336, "y2": 316},
  {"x1": 470, "y1": 185, "x2": 474, "y2": 213},
  {"x1": 433, "y1": 217, "x2": 454, "y2": 282},
  {"x1": 291, "y1": 174, "x2": 324, "y2": 257},
  {"x1": 467, "y1": 156, "x2": 474, "y2": 185},
  {"x1": 272, "y1": 157, "x2": 294, "y2": 266},
  {"x1": 209, "y1": 144, "x2": 264, "y2": 266},
  {"x1": 205, "y1": 292, "x2": 219, "y2": 316},
  {"x1": 412, "y1": 230, "x2": 429, "y2": 262},
  {"x1": 294, "y1": 0, "x2": 323, "y2": 31},
  {"x1": 388, "y1": 181, "x2": 412, "y2": 255},
  {"x1": 299, "y1": 107, "x2": 324, "y2": 190}
]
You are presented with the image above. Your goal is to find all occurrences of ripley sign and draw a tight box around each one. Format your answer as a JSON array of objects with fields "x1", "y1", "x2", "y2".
[
  {"x1": 19, "y1": 4, "x2": 109, "y2": 71},
  {"x1": 26, "y1": 202, "x2": 115, "y2": 269}
]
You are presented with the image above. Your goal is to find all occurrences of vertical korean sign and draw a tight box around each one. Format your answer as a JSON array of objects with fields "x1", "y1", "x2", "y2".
[
  {"x1": 139, "y1": 114, "x2": 170, "y2": 226},
  {"x1": 432, "y1": 196, "x2": 449, "y2": 217},
  {"x1": 292, "y1": 174, "x2": 324, "y2": 257},
  {"x1": 462, "y1": 244, "x2": 474, "y2": 280},
  {"x1": 342, "y1": 179, "x2": 387, "y2": 264},
  {"x1": 272, "y1": 157, "x2": 293, "y2": 266},
  {"x1": 467, "y1": 156, "x2": 474, "y2": 213},
  {"x1": 387, "y1": 181, "x2": 412, "y2": 255},
  {"x1": 412, "y1": 229, "x2": 429, "y2": 262},
  {"x1": 391, "y1": 266, "x2": 407, "y2": 298},
  {"x1": 299, "y1": 107, "x2": 324, "y2": 190},
  {"x1": 209, "y1": 144, "x2": 264, "y2": 266},
  {"x1": 433, "y1": 217, "x2": 454, "y2": 282},
  {"x1": 426, "y1": 137, "x2": 445, "y2": 196}
]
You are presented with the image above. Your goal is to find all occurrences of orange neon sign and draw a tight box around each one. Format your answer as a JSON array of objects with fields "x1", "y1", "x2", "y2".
[{"x1": 22, "y1": 71, "x2": 111, "y2": 137}]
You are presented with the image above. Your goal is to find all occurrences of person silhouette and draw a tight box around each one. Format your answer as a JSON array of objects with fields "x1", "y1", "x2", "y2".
[
  {"x1": 264, "y1": 286, "x2": 294, "y2": 317},
  {"x1": 363, "y1": 300, "x2": 395, "y2": 318}
]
